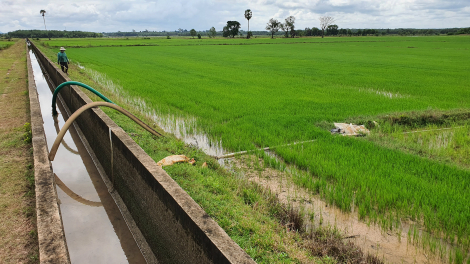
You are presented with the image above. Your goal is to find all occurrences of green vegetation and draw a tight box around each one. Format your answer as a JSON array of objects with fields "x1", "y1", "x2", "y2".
[
  {"x1": 8, "y1": 29, "x2": 103, "y2": 39},
  {"x1": 37, "y1": 34, "x2": 450, "y2": 48},
  {"x1": 0, "y1": 40, "x2": 14, "y2": 50},
  {"x1": 368, "y1": 123, "x2": 470, "y2": 168},
  {"x1": 38, "y1": 35, "x2": 470, "y2": 261},
  {"x1": 48, "y1": 56, "x2": 383, "y2": 263},
  {"x1": 0, "y1": 40, "x2": 38, "y2": 263}
]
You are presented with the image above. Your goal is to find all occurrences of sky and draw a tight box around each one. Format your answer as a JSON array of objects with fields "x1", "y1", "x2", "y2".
[{"x1": 1, "y1": 0, "x2": 469, "y2": 33}]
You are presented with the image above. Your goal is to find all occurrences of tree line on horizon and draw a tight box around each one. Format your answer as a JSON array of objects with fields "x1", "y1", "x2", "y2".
[
  {"x1": 4, "y1": 27, "x2": 468, "y2": 40},
  {"x1": 5, "y1": 30, "x2": 103, "y2": 39},
  {"x1": 3, "y1": 7, "x2": 469, "y2": 39}
]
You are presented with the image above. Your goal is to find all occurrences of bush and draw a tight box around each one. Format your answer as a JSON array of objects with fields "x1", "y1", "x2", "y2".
[
  {"x1": 23, "y1": 123, "x2": 32, "y2": 143},
  {"x1": 197, "y1": 33, "x2": 201, "y2": 39}
]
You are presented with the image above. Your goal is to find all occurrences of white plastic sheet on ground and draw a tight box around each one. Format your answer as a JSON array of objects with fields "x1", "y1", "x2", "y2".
[
  {"x1": 332, "y1": 123, "x2": 370, "y2": 136},
  {"x1": 157, "y1": 155, "x2": 196, "y2": 166}
]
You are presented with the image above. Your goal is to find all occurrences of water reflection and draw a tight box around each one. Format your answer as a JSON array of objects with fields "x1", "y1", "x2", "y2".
[{"x1": 55, "y1": 173, "x2": 102, "y2": 207}]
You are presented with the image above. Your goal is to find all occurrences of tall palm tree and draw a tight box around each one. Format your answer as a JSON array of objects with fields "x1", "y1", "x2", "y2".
[
  {"x1": 244, "y1": 9, "x2": 252, "y2": 32},
  {"x1": 40, "y1": 10, "x2": 47, "y2": 31}
]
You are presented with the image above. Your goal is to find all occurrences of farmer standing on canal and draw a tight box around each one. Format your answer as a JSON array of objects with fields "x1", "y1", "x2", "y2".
[{"x1": 57, "y1": 47, "x2": 69, "y2": 74}]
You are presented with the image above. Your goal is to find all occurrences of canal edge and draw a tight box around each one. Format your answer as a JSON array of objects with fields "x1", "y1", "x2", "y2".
[{"x1": 26, "y1": 40, "x2": 71, "y2": 263}]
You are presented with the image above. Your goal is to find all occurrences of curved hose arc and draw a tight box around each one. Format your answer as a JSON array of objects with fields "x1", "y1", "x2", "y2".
[
  {"x1": 52, "y1": 81, "x2": 114, "y2": 115},
  {"x1": 53, "y1": 115, "x2": 79, "y2": 155},
  {"x1": 49, "y1": 102, "x2": 163, "y2": 161},
  {"x1": 55, "y1": 173, "x2": 102, "y2": 207}
]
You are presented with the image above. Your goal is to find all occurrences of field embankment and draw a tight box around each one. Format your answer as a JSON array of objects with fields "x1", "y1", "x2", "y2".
[{"x1": 0, "y1": 40, "x2": 38, "y2": 262}]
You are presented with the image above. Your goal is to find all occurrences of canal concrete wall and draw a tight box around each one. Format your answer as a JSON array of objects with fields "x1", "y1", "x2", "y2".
[
  {"x1": 27, "y1": 41, "x2": 71, "y2": 264},
  {"x1": 28, "y1": 40, "x2": 254, "y2": 264}
]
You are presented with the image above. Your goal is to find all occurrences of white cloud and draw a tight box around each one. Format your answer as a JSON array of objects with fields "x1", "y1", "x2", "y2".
[{"x1": 0, "y1": 0, "x2": 469, "y2": 33}]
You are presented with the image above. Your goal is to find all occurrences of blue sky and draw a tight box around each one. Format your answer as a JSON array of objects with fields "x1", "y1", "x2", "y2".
[{"x1": 1, "y1": 0, "x2": 469, "y2": 33}]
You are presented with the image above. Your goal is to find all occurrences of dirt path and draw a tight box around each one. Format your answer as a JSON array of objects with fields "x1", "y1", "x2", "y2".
[
  {"x1": 232, "y1": 155, "x2": 442, "y2": 264},
  {"x1": 0, "y1": 40, "x2": 39, "y2": 263}
]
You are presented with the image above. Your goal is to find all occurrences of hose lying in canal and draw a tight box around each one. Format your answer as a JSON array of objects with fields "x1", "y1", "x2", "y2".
[{"x1": 49, "y1": 102, "x2": 163, "y2": 161}]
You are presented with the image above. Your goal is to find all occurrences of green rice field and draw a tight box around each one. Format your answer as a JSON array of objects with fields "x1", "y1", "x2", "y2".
[
  {"x1": 42, "y1": 35, "x2": 429, "y2": 47},
  {"x1": 41, "y1": 35, "x2": 470, "y2": 255},
  {"x1": 0, "y1": 41, "x2": 14, "y2": 50}
]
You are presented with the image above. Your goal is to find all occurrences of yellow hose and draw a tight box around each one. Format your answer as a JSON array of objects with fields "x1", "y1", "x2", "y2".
[
  {"x1": 49, "y1": 102, "x2": 162, "y2": 161},
  {"x1": 53, "y1": 115, "x2": 79, "y2": 155}
]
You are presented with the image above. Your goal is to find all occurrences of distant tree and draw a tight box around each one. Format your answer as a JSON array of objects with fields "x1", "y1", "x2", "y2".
[
  {"x1": 222, "y1": 21, "x2": 241, "y2": 38},
  {"x1": 347, "y1": 29, "x2": 352, "y2": 36},
  {"x1": 223, "y1": 26, "x2": 229, "y2": 37},
  {"x1": 265, "y1": 18, "x2": 280, "y2": 38},
  {"x1": 319, "y1": 16, "x2": 335, "y2": 38},
  {"x1": 327, "y1": 24, "x2": 338, "y2": 36},
  {"x1": 40, "y1": 10, "x2": 47, "y2": 31},
  {"x1": 197, "y1": 33, "x2": 201, "y2": 39},
  {"x1": 190, "y1": 29, "x2": 197, "y2": 38},
  {"x1": 281, "y1": 16, "x2": 295, "y2": 38},
  {"x1": 247, "y1": 31, "x2": 253, "y2": 39},
  {"x1": 244, "y1": 9, "x2": 252, "y2": 34},
  {"x1": 304, "y1": 27, "x2": 312, "y2": 36},
  {"x1": 280, "y1": 23, "x2": 289, "y2": 38},
  {"x1": 311, "y1": 27, "x2": 320, "y2": 36},
  {"x1": 357, "y1": 29, "x2": 362, "y2": 36},
  {"x1": 8, "y1": 29, "x2": 103, "y2": 38},
  {"x1": 208, "y1": 27, "x2": 217, "y2": 38}
]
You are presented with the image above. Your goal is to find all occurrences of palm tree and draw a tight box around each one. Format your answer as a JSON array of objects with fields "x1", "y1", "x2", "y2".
[
  {"x1": 244, "y1": 9, "x2": 252, "y2": 32},
  {"x1": 40, "y1": 10, "x2": 47, "y2": 31}
]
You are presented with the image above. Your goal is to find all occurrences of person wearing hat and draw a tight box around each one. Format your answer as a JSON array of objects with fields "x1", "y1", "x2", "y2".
[{"x1": 57, "y1": 47, "x2": 69, "y2": 74}]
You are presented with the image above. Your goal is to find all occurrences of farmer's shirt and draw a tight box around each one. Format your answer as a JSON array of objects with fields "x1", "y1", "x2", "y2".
[{"x1": 57, "y1": 52, "x2": 69, "y2": 63}]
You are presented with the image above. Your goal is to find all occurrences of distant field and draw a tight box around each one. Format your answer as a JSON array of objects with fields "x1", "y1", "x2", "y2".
[
  {"x1": 54, "y1": 36, "x2": 470, "y2": 252},
  {"x1": 40, "y1": 35, "x2": 440, "y2": 47}
]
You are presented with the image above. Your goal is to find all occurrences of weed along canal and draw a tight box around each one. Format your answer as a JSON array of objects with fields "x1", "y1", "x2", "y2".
[{"x1": 29, "y1": 49, "x2": 148, "y2": 263}]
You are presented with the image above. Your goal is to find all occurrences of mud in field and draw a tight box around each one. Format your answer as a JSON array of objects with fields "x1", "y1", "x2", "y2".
[{"x1": 231, "y1": 156, "x2": 439, "y2": 264}]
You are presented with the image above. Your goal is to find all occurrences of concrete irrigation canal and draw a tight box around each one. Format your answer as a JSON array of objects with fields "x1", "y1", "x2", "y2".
[{"x1": 27, "y1": 40, "x2": 254, "y2": 264}]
